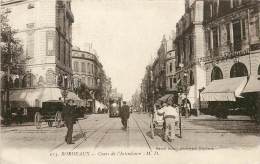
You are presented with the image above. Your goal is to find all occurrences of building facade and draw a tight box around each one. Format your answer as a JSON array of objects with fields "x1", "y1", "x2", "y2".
[
  {"x1": 152, "y1": 36, "x2": 168, "y2": 101},
  {"x1": 201, "y1": 0, "x2": 260, "y2": 83},
  {"x1": 165, "y1": 36, "x2": 177, "y2": 93},
  {"x1": 199, "y1": 0, "x2": 260, "y2": 117},
  {"x1": 1, "y1": 0, "x2": 74, "y2": 109},
  {"x1": 72, "y1": 48, "x2": 97, "y2": 91},
  {"x1": 175, "y1": 0, "x2": 206, "y2": 111},
  {"x1": 72, "y1": 47, "x2": 112, "y2": 111}
]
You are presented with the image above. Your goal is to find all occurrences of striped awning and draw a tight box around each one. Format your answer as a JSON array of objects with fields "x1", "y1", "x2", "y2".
[
  {"x1": 201, "y1": 77, "x2": 247, "y2": 101},
  {"x1": 242, "y1": 75, "x2": 260, "y2": 93},
  {"x1": 9, "y1": 88, "x2": 82, "y2": 107}
]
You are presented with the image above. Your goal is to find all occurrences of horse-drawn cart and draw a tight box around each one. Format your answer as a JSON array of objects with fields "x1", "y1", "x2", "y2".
[{"x1": 34, "y1": 100, "x2": 64, "y2": 129}]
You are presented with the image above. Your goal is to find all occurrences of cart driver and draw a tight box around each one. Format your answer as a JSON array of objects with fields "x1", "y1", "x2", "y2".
[{"x1": 157, "y1": 101, "x2": 178, "y2": 142}]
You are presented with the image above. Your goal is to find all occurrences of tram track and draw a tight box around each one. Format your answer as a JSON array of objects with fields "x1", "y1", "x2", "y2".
[
  {"x1": 132, "y1": 115, "x2": 152, "y2": 151},
  {"x1": 93, "y1": 120, "x2": 116, "y2": 149},
  {"x1": 50, "y1": 119, "x2": 110, "y2": 152},
  {"x1": 133, "y1": 115, "x2": 176, "y2": 151}
]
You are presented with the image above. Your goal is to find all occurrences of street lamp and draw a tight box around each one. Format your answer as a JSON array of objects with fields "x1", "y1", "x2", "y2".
[
  {"x1": 183, "y1": 71, "x2": 189, "y2": 118},
  {"x1": 61, "y1": 74, "x2": 68, "y2": 102}
]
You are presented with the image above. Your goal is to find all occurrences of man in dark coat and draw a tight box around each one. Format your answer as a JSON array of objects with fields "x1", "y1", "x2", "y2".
[
  {"x1": 119, "y1": 101, "x2": 130, "y2": 130},
  {"x1": 62, "y1": 99, "x2": 75, "y2": 144}
]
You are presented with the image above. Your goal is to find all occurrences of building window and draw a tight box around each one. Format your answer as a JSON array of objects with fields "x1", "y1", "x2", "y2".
[
  {"x1": 81, "y1": 62, "x2": 86, "y2": 73},
  {"x1": 189, "y1": 36, "x2": 193, "y2": 60},
  {"x1": 22, "y1": 73, "x2": 36, "y2": 88},
  {"x1": 88, "y1": 77, "x2": 91, "y2": 86},
  {"x1": 189, "y1": 70, "x2": 194, "y2": 85},
  {"x1": 206, "y1": 30, "x2": 211, "y2": 51},
  {"x1": 211, "y1": 66, "x2": 223, "y2": 81},
  {"x1": 212, "y1": 27, "x2": 218, "y2": 50},
  {"x1": 74, "y1": 62, "x2": 79, "y2": 72},
  {"x1": 26, "y1": 31, "x2": 34, "y2": 58},
  {"x1": 170, "y1": 63, "x2": 172, "y2": 73},
  {"x1": 87, "y1": 63, "x2": 90, "y2": 74},
  {"x1": 14, "y1": 78, "x2": 19, "y2": 88},
  {"x1": 258, "y1": 64, "x2": 260, "y2": 75},
  {"x1": 233, "y1": 0, "x2": 241, "y2": 8},
  {"x1": 57, "y1": 35, "x2": 60, "y2": 60},
  {"x1": 170, "y1": 78, "x2": 173, "y2": 89},
  {"x1": 230, "y1": 62, "x2": 248, "y2": 78},
  {"x1": 241, "y1": 19, "x2": 246, "y2": 40},
  {"x1": 82, "y1": 77, "x2": 86, "y2": 84},
  {"x1": 233, "y1": 20, "x2": 242, "y2": 51},
  {"x1": 64, "y1": 42, "x2": 66, "y2": 64},
  {"x1": 226, "y1": 23, "x2": 230, "y2": 43},
  {"x1": 255, "y1": 16, "x2": 260, "y2": 37}
]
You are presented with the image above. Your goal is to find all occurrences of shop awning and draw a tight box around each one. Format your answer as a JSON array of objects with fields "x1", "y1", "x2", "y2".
[
  {"x1": 242, "y1": 75, "x2": 260, "y2": 93},
  {"x1": 201, "y1": 77, "x2": 247, "y2": 101},
  {"x1": 9, "y1": 88, "x2": 82, "y2": 107}
]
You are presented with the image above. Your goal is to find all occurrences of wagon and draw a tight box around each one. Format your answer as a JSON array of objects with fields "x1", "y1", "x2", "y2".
[
  {"x1": 150, "y1": 108, "x2": 165, "y2": 139},
  {"x1": 34, "y1": 100, "x2": 64, "y2": 129}
]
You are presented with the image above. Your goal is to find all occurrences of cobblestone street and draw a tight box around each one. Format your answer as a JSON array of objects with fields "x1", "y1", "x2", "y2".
[{"x1": 2, "y1": 113, "x2": 260, "y2": 150}]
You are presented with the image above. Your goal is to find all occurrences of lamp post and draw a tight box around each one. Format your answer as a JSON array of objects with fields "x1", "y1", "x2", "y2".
[
  {"x1": 61, "y1": 74, "x2": 68, "y2": 103},
  {"x1": 183, "y1": 71, "x2": 189, "y2": 118}
]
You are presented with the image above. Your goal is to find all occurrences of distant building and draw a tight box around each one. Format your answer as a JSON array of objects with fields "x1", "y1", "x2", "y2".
[
  {"x1": 165, "y1": 35, "x2": 177, "y2": 93},
  {"x1": 72, "y1": 48, "x2": 98, "y2": 91},
  {"x1": 152, "y1": 35, "x2": 168, "y2": 101}
]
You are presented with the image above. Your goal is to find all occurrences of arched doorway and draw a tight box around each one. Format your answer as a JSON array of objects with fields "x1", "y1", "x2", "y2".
[
  {"x1": 230, "y1": 62, "x2": 248, "y2": 78},
  {"x1": 22, "y1": 73, "x2": 36, "y2": 87},
  {"x1": 211, "y1": 66, "x2": 223, "y2": 81}
]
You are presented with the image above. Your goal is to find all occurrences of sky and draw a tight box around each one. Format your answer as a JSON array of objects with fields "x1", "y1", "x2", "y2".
[{"x1": 71, "y1": 0, "x2": 184, "y2": 101}]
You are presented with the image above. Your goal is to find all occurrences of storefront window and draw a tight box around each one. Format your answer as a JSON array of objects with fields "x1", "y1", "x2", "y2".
[
  {"x1": 211, "y1": 66, "x2": 223, "y2": 81},
  {"x1": 230, "y1": 62, "x2": 248, "y2": 78}
]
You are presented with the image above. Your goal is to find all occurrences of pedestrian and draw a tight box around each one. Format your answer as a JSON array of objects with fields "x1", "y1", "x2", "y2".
[
  {"x1": 157, "y1": 101, "x2": 178, "y2": 142},
  {"x1": 62, "y1": 99, "x2": 75, "y2": 144},
  {"x1": 119, "y1": 101, "x2": 130, "y2": 130},
  {"x1": 16, "y1": 107, "x2": 23, "y2": 125}
]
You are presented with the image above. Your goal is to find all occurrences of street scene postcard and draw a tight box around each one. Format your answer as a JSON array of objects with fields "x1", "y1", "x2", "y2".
[{"x1": 1, "y1": 0, "x2": 260, "y2": 164}]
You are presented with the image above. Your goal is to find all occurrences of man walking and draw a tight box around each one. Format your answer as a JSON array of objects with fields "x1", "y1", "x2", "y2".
[
  {"x1": 157, "y1": 101, "x2": 178, "y2": 142},
  {"x1": 119, "y1": 101, "x2": 130, "y2": 130},
  {"x1": 62, "y1": 99, "x2": 75, "y2": 144}
]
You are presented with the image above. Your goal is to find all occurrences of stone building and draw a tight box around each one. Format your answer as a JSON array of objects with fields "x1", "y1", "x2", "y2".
[
  {"x1": 140, "y1": 65, "x2": 153, "y2": 112},
  {"x1": 72, "y1": 47, "x2": 112, "y2": 112},
  {"x1": 152, "y1": 35, "x2": 168, "y2": 101},
  {"x1": 72, "y1": 47, "x2": 98, "y2": 92},
  {"x1": 1, "y1": 0, "x2": 75, "y2": 110},
  {"x1": 165, "y1": 35, "x2": 177, "y2": 93},
  {"x1": 175, "y1": 0, "x2": 206, "y2": 112},
  {"x1": 200, "y1": 0, "x2": 260, "y2": 118}
]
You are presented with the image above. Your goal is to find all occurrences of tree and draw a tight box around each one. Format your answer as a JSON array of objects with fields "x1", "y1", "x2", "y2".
[
  {"x1": 1, "y1": 9, "x2": 25, "y2": 75},
  {"x1": 77, "y1": 83, "x2": 91, "y2": 100}
]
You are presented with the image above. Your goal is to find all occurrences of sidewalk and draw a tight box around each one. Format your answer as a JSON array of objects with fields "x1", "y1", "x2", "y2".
[{"x1": 189, "y1": 114, "x2": 253, "y2": 121}]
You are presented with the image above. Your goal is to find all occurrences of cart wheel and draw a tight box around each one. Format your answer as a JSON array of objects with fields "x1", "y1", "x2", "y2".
[
  {"x1": 55, "y1": 111, "x2": 62, "y2": 128},
  {"x1": 150, "y1": 121, "x2": 154, "y2": 139},
  {"x1": 48, "y1": 121, "x2": 53, "y2": 127},
  {"x1": 34, "y1": 112, "x2": 41, "y2": 129}
]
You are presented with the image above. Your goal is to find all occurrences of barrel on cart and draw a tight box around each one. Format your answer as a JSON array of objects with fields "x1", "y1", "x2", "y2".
[{"x1": 34, "y1": 100, "x2": 64, "y2": 129}]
